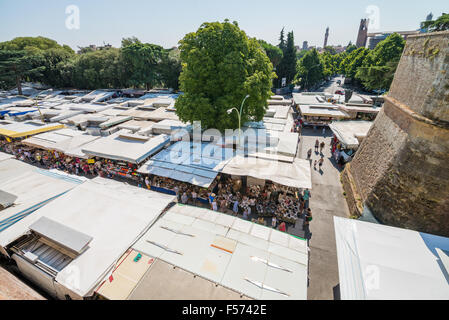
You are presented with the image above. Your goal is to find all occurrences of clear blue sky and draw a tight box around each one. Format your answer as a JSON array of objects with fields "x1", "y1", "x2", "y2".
[{"x1": 0, "y1": 0, "x2": 447, "y2": 50}]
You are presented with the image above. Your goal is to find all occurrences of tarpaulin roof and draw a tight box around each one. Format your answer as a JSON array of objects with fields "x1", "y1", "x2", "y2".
[
  {"x1": 22, "y1": 128, "x2": 84, "y2": 151},
  {"x1": 51, "y1": 134, "x2": 101, "y2": 159},
  {"x1": 81, "y1": 130, "x2": 170, "y2": 164},
  {"x1": 334, "y1": 217, "x2": 449, "y2": 300},
  {"x1": 0, "y1": 121, "x2": 64, "y2": 138},
  {"x1": 299, "y1": 105, "x2": 349, "y2": 118},
  {"x1": 329, "y1": 121, "x2": 373, "y2": 149},
  {"x1": 132, "y1": 204, "x2": 308, "y2": 300},
  {"x1": 0, "y1": 160, "x2": 85, "y2": 250},
  {"x1": 137, "y1": 141, "x2": 234, "y2": 188},
  {"x1": 222, "y1": 155, "x2": 312, "y2": 189},
  {"x1": 0, "y1": 152, "x2": 14, "y2": 162},
  {"x1": 11, "y1": 177, "x2": 174, "y2": 298}
]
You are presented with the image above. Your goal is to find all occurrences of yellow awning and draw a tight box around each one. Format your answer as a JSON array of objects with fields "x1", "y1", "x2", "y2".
[{"x1": 0, "y1": 124, "x2": 65, "y2": 138}]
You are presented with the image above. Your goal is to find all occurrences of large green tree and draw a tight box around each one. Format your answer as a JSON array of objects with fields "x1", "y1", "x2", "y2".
[
  {"x1": 0, "y1": 50, "x2": 45, "y2": 94},
  {"x1": 258, "y1": 39, "x2": 283, "y2": 71},
  {"x1": 0, "y1": 36, "x2": 72, "y2": 53},
  {"x1": 39, "y1": 48, "x2": 75, "y2": 87},
  {"x1": 278, "y1": 27, "x2": 286, "y2": 52},
  {"x1": 294, "y1": 48, "x2": 323, "y2": 89},
  {"x1": 356, "y1": 33, "x2": 405, "y2": 90},
  {"x1": 72, "y1": 48, "x2": 126, "y2": 89},
  {"x1": 276, "y1": 30, "x2": 297, "y2": 87},
  {"x1": 159, "y1": 48, "x2": 182, "y2": 91},
  {"x1": 175, "y1": 20, "x2": 275, "y2": 131},
  {"x1": 121, "y1": 42, "x2": 165, "y2": 90},
  {"x1": 340, "y1": 47, "x2": 370, "y2": 79}
]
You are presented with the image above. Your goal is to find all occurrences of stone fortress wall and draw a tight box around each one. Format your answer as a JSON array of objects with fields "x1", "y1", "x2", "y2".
[{"x1": 342, "y1": 31, "x2": 449, "y2": 236}]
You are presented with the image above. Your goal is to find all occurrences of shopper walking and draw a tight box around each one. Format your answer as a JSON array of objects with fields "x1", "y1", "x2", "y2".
[{"x1": 319, "y1": 157, "x2": 324, "y2": 171}]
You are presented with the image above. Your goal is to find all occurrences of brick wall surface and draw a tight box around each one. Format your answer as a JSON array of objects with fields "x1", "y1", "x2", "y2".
[{"x1": 343, "y1": 31, "x2": 449, "y2": 236}]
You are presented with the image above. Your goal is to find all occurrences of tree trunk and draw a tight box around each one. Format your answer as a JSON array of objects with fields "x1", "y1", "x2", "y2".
[{"x1": 16, "y1": 76, "x2": 22, "y2": 95}]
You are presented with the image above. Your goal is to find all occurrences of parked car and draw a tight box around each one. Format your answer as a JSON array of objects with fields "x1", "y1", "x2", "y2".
[{"x1": 335, "y1": 90, "x2": 345, "y2": 95}]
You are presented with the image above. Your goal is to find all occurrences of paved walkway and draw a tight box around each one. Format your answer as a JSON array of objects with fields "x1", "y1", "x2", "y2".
[{"x1": 299, "y1": 127, "x2": 350, "y2": 300}]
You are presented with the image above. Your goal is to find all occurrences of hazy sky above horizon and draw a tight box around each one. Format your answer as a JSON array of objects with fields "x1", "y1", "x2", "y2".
[{"x1": 0, "y1": 0, "x2": 447, "y2": 50}]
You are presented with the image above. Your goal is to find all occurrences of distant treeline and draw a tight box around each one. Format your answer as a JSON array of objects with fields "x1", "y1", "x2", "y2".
[{"x1": 0, "y1": 36, "x2": 181, "y2": 93}]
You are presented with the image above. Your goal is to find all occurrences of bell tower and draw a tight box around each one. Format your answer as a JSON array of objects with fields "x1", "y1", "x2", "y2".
[{"x1": 356, "y1": 19, "x2": 369, "y2": 48}]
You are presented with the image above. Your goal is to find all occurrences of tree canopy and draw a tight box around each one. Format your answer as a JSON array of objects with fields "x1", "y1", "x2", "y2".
[
  {"x1": 294, "y1": 48, "x2": 323, "y2": 89},
  {"x1": 175, "y1": 21, "x2": 275, "y2": 131},
  {"x1": 276, "y1": 30, "x2": 297, "y2": 87},
  {"x1": 258, "y1": 39, "x2": 283, "y2": 70},
  {"x1": 0, "y1": 36, "x2": 181, "y2": 91},
  {"x1": 0, "y1": 50, "x2": 45, "y2": 94},
  {"x1": 421, "y1": 13, "x2": 449, "y2": 32},
  {"x1": 355, "y1": 33, "x2": 405, "y2": 90},
  {"x1": 340, "y1": 47, "x2": 370, "y2": 79},
  {"x1": 121, "y1": 42, "x2": 165, "y2": 90}
]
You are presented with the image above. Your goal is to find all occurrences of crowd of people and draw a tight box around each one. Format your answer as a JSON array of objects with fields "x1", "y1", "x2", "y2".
[
  {"x1": 147, "y1": 173, "x2": 312, "y2": 230},
  {"x1": 1, "y1": 118, "x2": 314, "y2": 235},
  {"x1": 0, "y1": 140, "x2": 138, "y2": 179}
]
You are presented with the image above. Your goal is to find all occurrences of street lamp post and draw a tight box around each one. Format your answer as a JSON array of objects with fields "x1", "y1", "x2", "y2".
[
  {"x1": 18, "y1": 94, "x2": 44, "y2": 122},
  {"x1": 227, "y1": 94, "x2": 250, "y2": 148}
]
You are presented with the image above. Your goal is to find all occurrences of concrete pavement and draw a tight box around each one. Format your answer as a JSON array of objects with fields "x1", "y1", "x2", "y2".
[{"x1": 299, "y1": 127, "x2": 350, "y2": 300}]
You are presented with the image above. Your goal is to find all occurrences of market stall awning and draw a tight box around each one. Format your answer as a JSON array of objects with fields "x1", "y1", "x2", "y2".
[
  {"x1": 334, "y1": 217, "x2": 449, "y2": 300},
  {"x1": 299, "y1": 105, "x2": 349, "y2": 118},
  {"x1": 329, "y1": 120, "x2": 373, "y2": 149},
  {"x1": 7, "y1": 177, "x2": 175, "y2": 298},
  {"x1": 22, "y1": 128, "x2": 85, "y2": 151},
  {"x1": 130, "y1": 204, "x2": 308, "y2": 300},
  {"x1": 0, "y1": 121, "x2": 64, "y2": 138},
  {"x1": 137, "y1": 141, "x2": 233, "y2": 188},
  {"x1": 81, "y1": 130, "x2": 170, "y2": 164},
  {"x1": 222, "y1": 155, "x2": 312, "y2": 189}
]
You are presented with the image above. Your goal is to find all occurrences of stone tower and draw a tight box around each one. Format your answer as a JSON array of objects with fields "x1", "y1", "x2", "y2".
[
  {"x1": 303, "y1": 41, "x2": 308, "y2": 51},
  {"x1": 324, "y1": 27, "x2": 329, "y2": 48},
  {"x1": 342, "y1": 31, "x2": 449, "y2": 237},
  {"x1": 356, "y1": 19, "x2": 369, "y2": 48}
]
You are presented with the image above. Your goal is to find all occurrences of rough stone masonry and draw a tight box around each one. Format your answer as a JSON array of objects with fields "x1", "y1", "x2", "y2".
[{"x1": 342, "y1": 30, "x2": 449, "y2": 237}]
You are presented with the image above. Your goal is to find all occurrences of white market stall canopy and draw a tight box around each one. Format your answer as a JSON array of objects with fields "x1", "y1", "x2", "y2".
[
  {"x1": 0, "y1": 159, "x2": 85, "y2": 252},
  {"x1": 10, "y1": 177, "x2": 175, "y2": 298},
  {"x1": 81, "y1": 129, "x2": 170, "y2": 164},
  {"x1": 0, "y1": 152, "x2": 14, "y2": 162},
  {"x1": 334, "y1": 217, "x2": 449, "y2": 300},
  {"x1": 0, "y1": 120, "x2": 64, "y2": 139},
  {"x1": 329, "y1": 121, "x2": 373, "y2": 149},
  {"x1": 131, "y1": 204, "x2": 308, "y2": 300},
  {"x1": 222, "y1": 155, "x2": 312, "y2": 189},
  {"x1": 299, "y1": 105, "x2": 349, "y2": 118},
  {"x1": 22, "y1": 128, "x2": 102, "y2": 159},
  {"x1": 22, "y1": 128, "x2": 84, "y2": 150},
  {"x1": 137, "y1": 141, "x2": 234, "y2": 188},
  {"x1": 52, "y1": 134, "x2": 102, "y2": 159},
  {"x1": 67, "y1": 102, "x2": 114, "y2": 113}
]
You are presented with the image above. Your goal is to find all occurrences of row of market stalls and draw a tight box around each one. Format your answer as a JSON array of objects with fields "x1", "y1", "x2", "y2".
[
  {"x1": 293, "y1": 92, "x2": 381, "y2": 127},
  {"x1": 0, "y1": 91, "x2": 311, "y2": 194},
  {"x1": 0, "y1": 88, "x2": 180, "y2": 137},
  {"x1": 3, "y1": 151, "x2": 448, "y2": 300},
  {"x1": 137, "y1": 140, "x2": 312, "y2": 189},
  {"x1": 0, "y1": 154, "x2": 309, "y2": 300}
]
